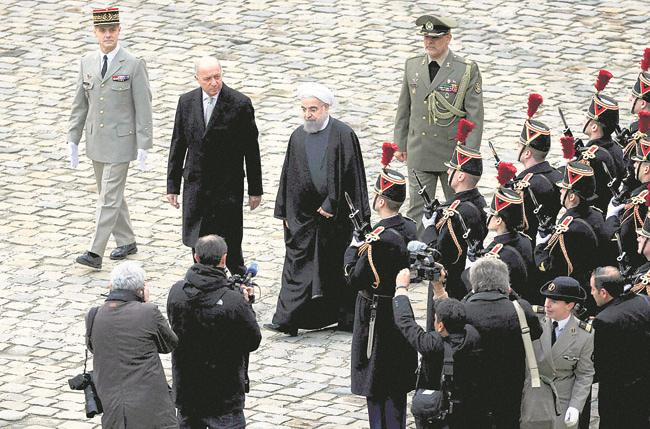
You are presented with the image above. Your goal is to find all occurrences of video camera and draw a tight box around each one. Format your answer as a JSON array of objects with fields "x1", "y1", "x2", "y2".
[
  {"x1": 68, "y1": 371, "x2": 103, "y2": 418},
  {"x1": 408, "y1": 241, "x2": 443, "y2": 283},
  {"x1": 229, "y1": 261, "x2": 259, "y2": 304}
]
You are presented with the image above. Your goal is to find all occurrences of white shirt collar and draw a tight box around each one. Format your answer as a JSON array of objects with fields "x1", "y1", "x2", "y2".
[
  {"x1": 553, "y1": 315, "x2": 571, "y2": 332},
  {"x1": 202, "y1": 90, "x2": 220, "y2": 104},
  {"x1": 99, "y1": 45, "x2": 120, "y2": 70}
]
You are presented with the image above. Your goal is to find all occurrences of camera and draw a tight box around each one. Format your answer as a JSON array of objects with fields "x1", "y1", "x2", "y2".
[
  {"x1": 230, "y1": 261, "x2": 259, "y2": 304},
  {"x1": 408, "y1": 241, "x2": 443, "y2": 282},
  {"x1": 68, "y1": 371, "x2": 103, "y2": 418}
]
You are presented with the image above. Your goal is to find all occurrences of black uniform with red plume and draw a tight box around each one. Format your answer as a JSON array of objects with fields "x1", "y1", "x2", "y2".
[
  {"x1": 632, "y1": 48, "x2": 650, "y2": 111},
  {"x1": 519, "y1": 93, "x2": 551, "y2": 154},
  {"x1": 485, "y1": 186, "x2": 525, "y2": 231},
  {"x1": 445, "y1": 119, "x2": 483, "y2": 176},
  {"x1": 584, "y1": 69, "x2": 619, "y2": 136},
  {"x1": 375, "y1": 142, "x2": 406, "y2": 203},
  {"x1": 630, "y1": 112, "x2": 650, "y2": 163}
]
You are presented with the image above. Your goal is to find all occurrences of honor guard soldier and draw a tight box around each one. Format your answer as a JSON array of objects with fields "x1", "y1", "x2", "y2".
[
  {"x1": 422, "y1": 119, "x2": 487, "y2": 307},
  {"x1": 605, "y1": 112, "x2": 650, "y2": 274},
  {"x1": 463, "y1": 187, "x2": 536, "y2": 303},
  {"x1": 534, "y1": 277, "x2": 594, "y2": 429},
  {"x1": 590, "y1": 267, "x2": 650, "y2": 428},
  {"x1": 68, "y1": 8, "x2": 153, "y2": 269},
  {"x1": 344, "y1": 166, "x2": 417, "y2": 429},
  {"x1": 631, "y1": 213, "x2": 650, "y2": 295},
  {"x1": 393, "y1": 15, "x2": 484, "y2": 233},
  {"x1": 578, "y1": 70, "x2": 625, "y2": 215},
  {"x1": 513, "y1": 94, "x2": 563, "y2": 245},
  {"x1": 535, "y1": 162, "x2": 609, "y2": 315}
]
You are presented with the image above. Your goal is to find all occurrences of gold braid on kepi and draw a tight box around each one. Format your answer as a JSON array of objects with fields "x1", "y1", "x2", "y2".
[{"x1": 545, "y1": 216, "x2": 575, "y2": 275}]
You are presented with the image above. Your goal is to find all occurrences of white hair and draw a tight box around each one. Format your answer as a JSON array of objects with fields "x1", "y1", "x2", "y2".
[
  {"x1": 469, "y1": 257, "x2": 510, "y2": 294},
  {"x1": 110, "y1": 261, "x2": 145, "y2": 291},
  {"x1": 194, "y1": 56, "x2": 222, "y2": 74}
]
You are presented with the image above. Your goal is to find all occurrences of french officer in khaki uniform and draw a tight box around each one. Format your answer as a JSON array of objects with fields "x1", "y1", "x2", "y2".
[
  {"x1": 533, "y1": 277, "x2": 594, "y2": 428},
  {"x1": 68, "y1": 8, "x2": 153, "y2": 269},
  {"x1": 394, "y1": 15, "x2": 484, "y2": 232}
]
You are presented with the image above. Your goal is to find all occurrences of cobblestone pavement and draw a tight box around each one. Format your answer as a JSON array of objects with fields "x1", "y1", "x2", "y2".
[{"x1": 0, "y1": 0, "x2": 646, "y2": 427}]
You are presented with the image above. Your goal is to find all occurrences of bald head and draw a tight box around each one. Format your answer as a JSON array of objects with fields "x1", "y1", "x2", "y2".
[{"x1": 195, "y1": 57, "x2": 223, "y2": 97}]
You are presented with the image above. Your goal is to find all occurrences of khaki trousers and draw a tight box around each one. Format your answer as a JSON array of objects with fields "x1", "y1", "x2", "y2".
[
  {"x1": 406, "y1": 169, "x2": 453, "y2": 235},
  {"x1": 89, "y1": 161, "x2": 135, "y2": 255}
]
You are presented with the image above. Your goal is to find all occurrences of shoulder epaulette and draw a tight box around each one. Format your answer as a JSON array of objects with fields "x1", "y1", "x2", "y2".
[
  {"x1": 578, "y1": 319, "x2": 593, "y2": 333},
  {"x1": 531, "y1": 305, "x2": 546, "y2": 315},
  {"x1": 630, "y1": 189, "x2": 649, "y2": 206},
  {"x1": 554, "y1": 215, "x2": 573, "y2": 234},
  {"x1": 486, "y1": 243, "x2": 504, "y2": 257},
  {"x1": 364, "y1": 226, "x2": 385, "y2": 244},
  {"x1": 581, "y1": 145, "x2": 600, "y2": 160}
]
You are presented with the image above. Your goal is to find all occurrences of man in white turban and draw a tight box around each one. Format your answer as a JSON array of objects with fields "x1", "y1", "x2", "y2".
[{"x1": 265, "y1": 83, "x2": 370, "y2": 336}]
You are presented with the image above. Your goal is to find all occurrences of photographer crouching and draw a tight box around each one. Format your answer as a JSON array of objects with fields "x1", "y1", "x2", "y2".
[
  {"x1": 84, "y1": 261, "x2": 178, "y2": 428},
  {"x1": 167, "y1": 234, "x2": 262, "y2": 429},
  {"x1": 393, "y1": 267, "x2": 483, "y2": 428}
]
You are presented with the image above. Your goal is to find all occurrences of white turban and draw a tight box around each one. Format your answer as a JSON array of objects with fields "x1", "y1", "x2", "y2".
[{"x1": 296, "y1": 82, "x2": 336, "y2": 108}]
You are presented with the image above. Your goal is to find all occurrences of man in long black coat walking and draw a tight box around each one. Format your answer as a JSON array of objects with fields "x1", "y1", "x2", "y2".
[{"x1": 167, "y1": 57, "x2": 263, "y2": 275}]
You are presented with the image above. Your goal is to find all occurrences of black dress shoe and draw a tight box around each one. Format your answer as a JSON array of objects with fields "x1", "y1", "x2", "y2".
[
  {"x1": 110, "y1": 243, "x2": 138, "y2": 260},
  {"x1": 76, "y1": 251, "x2": 102, "y2": 269},
  {"x1": 263, "y1": 323, "x2": 298, "y2": 337}
]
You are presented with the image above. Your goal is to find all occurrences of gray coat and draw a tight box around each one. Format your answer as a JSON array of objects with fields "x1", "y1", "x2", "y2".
[
  {"x1": 536, "y1": 314, "x2": 594, "y2": 429},
  {"x1": 394, "y1": 50, "x2": 484, "y2": 171},
  {"x1": 86, "y1": 295, "x2": 178, "y2": 429},
  {"x1": 69, "y1": 47, "x2": 153, "y2": 163}
]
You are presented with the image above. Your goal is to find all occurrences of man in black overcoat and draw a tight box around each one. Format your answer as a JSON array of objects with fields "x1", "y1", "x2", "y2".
[
  {"x1": 590, "y1": 266, "x2": 650, "y2": 429},
  {"x1": 265, "y1": 83, "x2": 370, "y2": 335},
  {"x1": 167, "y1": 57, "x2": 263, "y2": 275}
]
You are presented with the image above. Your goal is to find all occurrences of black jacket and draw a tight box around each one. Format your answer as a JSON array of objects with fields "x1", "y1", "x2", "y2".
[
  {"x1": 462, "y1": 291, "x2": 542, "y2": 428},
  {"x1": 167, "y1": 264, "x2": 262, "y2": 416},
  {"x1": 578, "y1": 136, "x2": 625, "y2": 215}
]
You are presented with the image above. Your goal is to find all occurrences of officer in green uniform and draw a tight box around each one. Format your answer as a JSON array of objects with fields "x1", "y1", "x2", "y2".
[{"x1": 394, "y1": 15, "x2": 484, "y2": 233}]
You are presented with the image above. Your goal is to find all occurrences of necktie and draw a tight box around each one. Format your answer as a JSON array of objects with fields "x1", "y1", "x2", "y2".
[
  {"x1": 428, "y1": 61, "x2": 440, "y2": 82},
  {"x1": 204, "y1": 97, "x2": 214, "y2": 125},
  {"x1": 101, "y1": 55, "x2": 108, "y2": 79},
  {"x1": 551, "y1": 321, "x2": 558, "y2": 346}
]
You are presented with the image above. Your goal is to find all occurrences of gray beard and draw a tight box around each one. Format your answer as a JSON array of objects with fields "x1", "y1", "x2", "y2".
[{"x1": 303, "y1": 115, "x2": 328, "y2": 134}]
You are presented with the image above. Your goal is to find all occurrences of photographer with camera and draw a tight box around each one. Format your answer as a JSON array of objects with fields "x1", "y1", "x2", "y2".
[
  {"x1": 166, "y1": 234, "x2": 261, "y2": 429},
  {"x1": 84, "y1": 261, "x2": 178, "y2": 428},
  {"x1": 344, "y1": 167, "x2": 417, "y2": 429},
  {"x1": 393, "y1": 268, "x2": 483, "y2": 428}
]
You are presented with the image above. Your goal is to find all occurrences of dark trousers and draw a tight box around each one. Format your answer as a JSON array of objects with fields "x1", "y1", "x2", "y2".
[
  {"x1": 197, "y1": 205, "x2": 246, "y2": 275},
  {"x1": 178, "y1": 410, "x2": 245, "y2": 429},
  {"x1": 367, "y1": 393, "x2": 407, "y2": 429}
]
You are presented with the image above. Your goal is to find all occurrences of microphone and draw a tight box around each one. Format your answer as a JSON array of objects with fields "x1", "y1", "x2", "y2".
[{"x1": 243, "y1": 261, "x2": 259, "y2": 284}]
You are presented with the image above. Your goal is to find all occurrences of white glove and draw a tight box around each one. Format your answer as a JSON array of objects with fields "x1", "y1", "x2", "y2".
[
  {"x1": 564, "y1": 406, "x2": 579, "y2": 426},
  {"x1": 465, "y1": 257, "x2": 477, "y2": 270},
  {"x1": 68, "y1": 142, "x2": 79, "y2": 168},
  {"x1": 536, "y1": 231, "x2": 551, "y2": 245},
  {"x1": 349, "y1": 236, "x2": 364, "y2": 248},
  {"x1": 137, "y1": 149, "x2": 148, "y2": 171},
  {"x1": 606, "y1": 199, "x2": 625, "y2": 219},
  {"x1": 422, "y1": 211, "x2": 438, "y2": 229}
]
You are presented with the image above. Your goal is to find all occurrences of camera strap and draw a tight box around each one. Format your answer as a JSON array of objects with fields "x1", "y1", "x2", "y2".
[{"x1": 84, "y1": 306, "x2": 99, "y2": 374}]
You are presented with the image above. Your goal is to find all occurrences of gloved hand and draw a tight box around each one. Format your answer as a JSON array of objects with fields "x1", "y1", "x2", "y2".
[
  {"x1": 68, "y1": 142, "x2": 79, "y2": 168},
  {"x1": 536, "y1": 231, "x2": 551, "y2": 245},
  {"x1": 606, "y1": 198, "x2": 625, "y2": 219},
  {"x1": 564, "y1": 406, "x2": 579, "y2": 427},
  {"x1": 422, "y1": 211, "x2": 438, "y2": 229},
  {"x1": 465, "y1": 257, "x2": 477, "y2": 270},
  {"x1": 137, "y1": 149, "x2": 148, "y2": 171},
  {"x1": 349, "y1": 235, "x2": 364, "y2": 248}
]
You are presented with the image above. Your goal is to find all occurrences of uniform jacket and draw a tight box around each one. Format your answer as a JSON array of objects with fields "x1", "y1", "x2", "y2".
[
  {"x1": 463, "y1": 291, "x2": 542, "y2": 427},
  {"x1": 167, "y1": 264, "x2": 261, "y2": 416},
  {"x1": 344, "y1": 214, "x2": 418, "y2": 397},
  {"x1": 394, "y1": 50, "x2": 484, "y2": 171},
  {"x1": 514, "y1": 161, "x2": 562, "y2": 243},
  {"x1": 535, "y1": 313, "x2": 594, "y2": 429},
  {"x1": 578, "y1": 137, "x2": 625, "y2": 215},
  {"x1": 422, "y1": 187, "x2": 488, "y2": 303},
  {"x1": 167, "y1": 84, "x2": 263, "y2": 247},
  {"x1": 69, "y1": 47, "x2": 153, "y2": 163},
  {"x1": 86, "y1": 290, "x2": 178, "y2": 429}
]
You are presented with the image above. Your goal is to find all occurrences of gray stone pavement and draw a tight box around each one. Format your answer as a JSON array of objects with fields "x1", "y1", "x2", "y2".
[{"x1": 0, "y1": 0, "x2": 646, "y2": 427}]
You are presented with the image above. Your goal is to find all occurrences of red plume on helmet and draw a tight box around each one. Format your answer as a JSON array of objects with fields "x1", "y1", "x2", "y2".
[
  {"x1": 527, "y1": 93, "x2": 543, "y2": 119},
  {"x1": 639, "y1": 111, "x2": 650, "y2": 134},
  {"x1": 561, "y1": 136, "x2": 576, "y2": 160},
  {"x1": 496, "y1": 162, "x2": 517, "y2": 185},
  {"x1": 594, "y1": 69, "x2": 613, "y2": 93},
  {"x1": 455, "y1": 119, "x2": 476, "y2": 144},
  {"x1": 641, "y1": 48, "x2": 650, "y2": 72},
  {"x1": 381, "y1": 141, "x2": 399, "y2": 167}
]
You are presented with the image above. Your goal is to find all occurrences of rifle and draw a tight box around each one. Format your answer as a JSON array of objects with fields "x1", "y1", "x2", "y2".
[
  {"x1": 454, "y1": 210, "x2": 483, "y2": 262},
  {"x1": 344, "y1": 192, "x2": 371, "y2": 240},
  {"x1": 614, "y1": 232, "x2": 634, "y2": 278},
  {"x1": 558, "y1": 107, "x2": 584, "y2": 151},
  {"x1": 613, "y1": 125, "x2": 632, "y2": 149},
  {"x1": 412, "y1": 169, "x2": 441, "y2": 219},
  {"x1": 487, "y1": 140, "x2": 501, "y2": 169},
  {"x1": 525, "y1": 185, "x2": 555, "y2": 233}
]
